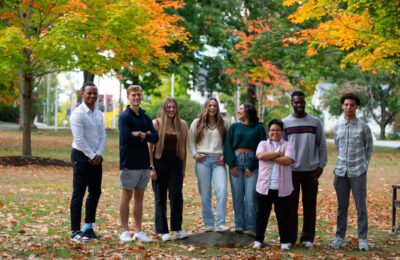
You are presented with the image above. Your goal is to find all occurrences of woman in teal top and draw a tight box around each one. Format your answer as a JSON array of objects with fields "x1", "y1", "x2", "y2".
[{"x1": 223, "y1": 103, "x2": 266, "y2": 235}]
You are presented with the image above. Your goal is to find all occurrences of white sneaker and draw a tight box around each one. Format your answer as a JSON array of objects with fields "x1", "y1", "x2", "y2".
[
  {"x1": 204, "y1": 226, "x2": 214, "y2": 232},
  {"x1": 133, "y1": 231, "x2": 154, "y2": 242},
  {"x1": 253, "y1": 241, "x2": 263, "y2": 249},
  {"x1": 71, "y1": 231, "x2": 89, "y2": 243},
  {"x1": 215, "y1": 225, "x2": 230, "y2": 232},
  {"x1": 329, "y1": 237, "x2": 346, "y2": 249},
  {"x1": 281, "y1": 243, "x2": 291, "y2": 250},
  {"x1": 160, "y1": 233, "x2": 172, "y2": 241},
  {"x1": 120, "y1": 231, "x2": 132, "y2": 242},
  {"x1": 359, "y1": 239, "x2": 369, "y2": 251},
  {"x1": 175, "y1": 230, "x2": 188, "y2": 239},
  {"x1": 302, "y1": 241, "x2": 313, "y2": 247}
]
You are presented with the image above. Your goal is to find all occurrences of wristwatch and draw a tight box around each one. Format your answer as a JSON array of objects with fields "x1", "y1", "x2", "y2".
[{"x1": 149, "y1": 165, "x2": 155, "y2": 170}]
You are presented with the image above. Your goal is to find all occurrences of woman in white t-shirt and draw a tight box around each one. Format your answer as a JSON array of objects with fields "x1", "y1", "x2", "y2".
[{"x1": 188, "y1": 98, "x2": 230, "y2": 232}]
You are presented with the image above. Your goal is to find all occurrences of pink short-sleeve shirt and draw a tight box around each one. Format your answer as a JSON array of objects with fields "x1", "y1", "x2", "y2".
[{"x1": 256, "y1": 139, "x2": 295, "y2": 197}]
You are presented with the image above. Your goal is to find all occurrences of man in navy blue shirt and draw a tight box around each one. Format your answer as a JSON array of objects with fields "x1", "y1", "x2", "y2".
[{"x1": 118, "y1": 85, "x2": 158, "y2": 242}]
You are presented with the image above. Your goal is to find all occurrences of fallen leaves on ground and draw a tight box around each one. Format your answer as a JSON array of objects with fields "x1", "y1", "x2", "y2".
[{"x1": 0, "y1": 130, "x2": 400, "y2": 258}]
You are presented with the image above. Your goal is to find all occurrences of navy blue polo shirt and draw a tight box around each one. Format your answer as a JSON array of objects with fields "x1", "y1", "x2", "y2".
[{"x1": 119, "y1": 106, "x2": 158, "y2": 170}]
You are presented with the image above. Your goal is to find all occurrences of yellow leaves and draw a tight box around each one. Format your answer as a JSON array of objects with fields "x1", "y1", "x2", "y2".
[
  {"x1": 282, "y1": 0, "x2": 300, "y2": 7},
  {"x1": 285, "y1": 0, "x2": 400, "y2": 71}
]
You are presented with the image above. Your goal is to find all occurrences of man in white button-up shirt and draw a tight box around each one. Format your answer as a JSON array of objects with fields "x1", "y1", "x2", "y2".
[{"x1": 69, "y1": 82, "x2": 106, "y2": 242}]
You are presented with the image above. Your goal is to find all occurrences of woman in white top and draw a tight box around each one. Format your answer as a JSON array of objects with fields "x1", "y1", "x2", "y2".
[{"x1": 188, "y1": 97, "x2": 230, "y2": 232}]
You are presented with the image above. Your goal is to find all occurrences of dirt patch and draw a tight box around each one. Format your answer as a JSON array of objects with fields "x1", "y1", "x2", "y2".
[{"x1": 0, "y1": 156, "x2": 71, "y2": 167}]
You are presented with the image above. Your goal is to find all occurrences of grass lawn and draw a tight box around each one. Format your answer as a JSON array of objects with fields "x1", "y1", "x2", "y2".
[{"x1": 1, "y1": 129, "x2": 400, "y2": 259}]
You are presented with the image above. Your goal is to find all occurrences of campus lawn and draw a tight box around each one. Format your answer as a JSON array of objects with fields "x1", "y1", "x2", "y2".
[{"x1": 0, "y1": 129, "x2": 400, "y2": 259}]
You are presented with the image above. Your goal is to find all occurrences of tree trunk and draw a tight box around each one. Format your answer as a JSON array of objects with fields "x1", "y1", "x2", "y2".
[
  {"x1": 119, "y1": 80, "x2": 123, "y2": 114},
  {"x1": 84, "y1": 70, "x2": 95, "y2": 83},
  {"x1": 22, "y1": 75, "x2": 33, "y2": 157},
  {"x1": 257, "y1": 84, "x2": 264, "y2": 123},
  {"x1": 18, "y1": 72, "x2": 24, "y2": 130},
  {"x1": 379, "y1": 123, "x2": 386, "y2": 140},
  {"x1": 378, "y1": 95, "x2": 387, "y2": 140},
  {"x1": 246, "y1": 83, "x2": 256, "y2": 105}
]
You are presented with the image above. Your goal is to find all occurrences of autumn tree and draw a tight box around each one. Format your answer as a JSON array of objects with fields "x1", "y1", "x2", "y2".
[
  {"x1": 283, "y1": 0, "x2": 400, "y2": 72},
  {"x1": 0, "y1": 0, "x2": 187, "y2": 156},
  {"x1": 225, "y1": 16, "x2": 292, "y2": 120}
]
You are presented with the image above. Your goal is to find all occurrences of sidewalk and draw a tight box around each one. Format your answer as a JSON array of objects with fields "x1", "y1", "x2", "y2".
[
  {"x1": 327, "y1": 139, "x2": 400, "y2": 149},
  {"x1": 33, "y1": 122, "x2": 69, "y2": 130},
  {"x1": 0, "y1": 122, "x2": 68, "y2": 130}
]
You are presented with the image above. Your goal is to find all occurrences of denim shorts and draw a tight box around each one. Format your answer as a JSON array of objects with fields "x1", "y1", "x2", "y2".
[{"x1": 120, "y1": 168, "x2": 150, "y2": 190}]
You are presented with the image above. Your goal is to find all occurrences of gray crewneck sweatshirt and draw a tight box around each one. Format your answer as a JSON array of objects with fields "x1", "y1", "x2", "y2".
[{"x1": 282, "y1": 113, "x2": 327, "y2": 171}]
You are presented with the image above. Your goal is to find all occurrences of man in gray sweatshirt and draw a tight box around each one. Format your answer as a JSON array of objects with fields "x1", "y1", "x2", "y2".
[{"x1": 283, "y1": 91, "x2": 327, "y2": 248}]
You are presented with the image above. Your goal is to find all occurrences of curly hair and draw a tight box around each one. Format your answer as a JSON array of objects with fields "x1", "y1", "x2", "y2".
[
  {"x1": 242, "y1": 103, "x2": 259, "y2": 126},
  {"x1": 267, "y1": 118, "x2": 283, "y2": 131},
  {"x1": 340, "y1": 93, "x2": 360, "y2": 105}
]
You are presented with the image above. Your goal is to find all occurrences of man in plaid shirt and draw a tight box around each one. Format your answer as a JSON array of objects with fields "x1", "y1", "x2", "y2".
[{"x1": 329, "y1": 93, "x2": 373, "y2": 251}]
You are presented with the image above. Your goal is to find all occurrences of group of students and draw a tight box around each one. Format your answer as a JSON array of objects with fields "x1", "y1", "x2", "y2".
[{"x1": 69, "y1": 83, "x2": 373, "y2": 251}]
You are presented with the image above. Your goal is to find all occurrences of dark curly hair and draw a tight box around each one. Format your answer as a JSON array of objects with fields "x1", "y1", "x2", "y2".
[
  {"x1": 340, "y1": 93, "x2": 360, "y2": 105},
  {"x1": 243, "y1": 103, "x2": 259, "y2": 126},
  {"x1": 267, "y1": 118, "x2": 283, "y2": 131}
]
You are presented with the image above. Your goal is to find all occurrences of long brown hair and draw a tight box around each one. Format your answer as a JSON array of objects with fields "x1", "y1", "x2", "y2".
[
  {"x1": 195, "y1": 97, "x2": 227, "y2": 144},
  {"x1": 154, "y1": 97, "x2": 185, "y2": 160}
]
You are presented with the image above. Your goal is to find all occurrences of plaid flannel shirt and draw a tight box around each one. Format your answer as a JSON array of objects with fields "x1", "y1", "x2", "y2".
[{"x1": 333, "y1": 117, "x2": 373, "y2": 177}]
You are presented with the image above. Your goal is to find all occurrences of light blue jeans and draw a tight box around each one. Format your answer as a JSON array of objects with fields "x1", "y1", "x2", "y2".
[
  {"x1": 229, "y1": 151, "x2": 258, "y2": 232},
  {"x1": 195, "y1": 155, "x2": 228, "y2": 228}
]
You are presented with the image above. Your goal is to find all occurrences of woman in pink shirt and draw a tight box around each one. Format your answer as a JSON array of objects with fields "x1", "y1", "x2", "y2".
[{"x1": 253, "y1": 119, "x2": 295, "y2": 250}]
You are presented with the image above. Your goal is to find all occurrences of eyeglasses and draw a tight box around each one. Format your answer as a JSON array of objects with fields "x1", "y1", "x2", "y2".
[{"x1": 268, "y1": 129, "x2": 282, "y2": 132}]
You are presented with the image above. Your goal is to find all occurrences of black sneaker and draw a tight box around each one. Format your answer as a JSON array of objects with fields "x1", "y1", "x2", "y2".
[
  {"x1": 83, "y1": 228, "x2": 99, "y2": 240},
  {"x1": 71, "y1": 231, "x2": 89, "y2": 242}
]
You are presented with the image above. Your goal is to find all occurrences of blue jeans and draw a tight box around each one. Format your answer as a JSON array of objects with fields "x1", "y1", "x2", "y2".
[
  {"x1": 196, "y1": 156, "x2": 228, "y2": 227},
  {"x1": 229, "y1": 151, "x2": 258, "y2": 232}
]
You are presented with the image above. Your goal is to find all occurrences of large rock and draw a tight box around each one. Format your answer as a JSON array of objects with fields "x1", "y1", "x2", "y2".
[{"x1": 179, "y1": 231, "x2": 254, "y2": 248}]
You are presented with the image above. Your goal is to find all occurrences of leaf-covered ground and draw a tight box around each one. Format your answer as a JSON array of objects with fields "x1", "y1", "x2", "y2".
[{"x1": 1, "y1": 129, "x2": 400, "y2": 259}]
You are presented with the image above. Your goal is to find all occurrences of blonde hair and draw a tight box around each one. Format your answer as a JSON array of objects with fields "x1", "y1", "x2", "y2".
[
  {"x1": 127, "y1": 85, "x2": 142, "y2": 95},
  {"x1": 195, "y1": 97, "x2": 227, "y2": 144},
  {"x1": 154, "y1": 97, "x2": 185, "y2": 160}
]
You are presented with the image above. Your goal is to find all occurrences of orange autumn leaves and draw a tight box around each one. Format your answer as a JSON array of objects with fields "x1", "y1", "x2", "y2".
[
  {"x1": 283, "y1": 0, "x2": 400, "y2": 72},
  {"x1": 226, "y1": 18, "x2": 291, "y2": 107},
  {"x1": 0, "y1": 0, "x2": 189, "y2": 77}
]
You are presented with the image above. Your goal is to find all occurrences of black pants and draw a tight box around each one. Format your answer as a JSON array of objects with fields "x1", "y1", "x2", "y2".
[
  {"x1": 255, "y1": 190, "x2": 290, "y2": 243},
  {"x1": 70, "y1": 149, "x2": 102, "y2": 232},
  {"x1": 152, "y1": 150, "x2": 183, "y2": 234},
  {"x1": 287, "y1": 170, "x2": 319, "y2": 244}
]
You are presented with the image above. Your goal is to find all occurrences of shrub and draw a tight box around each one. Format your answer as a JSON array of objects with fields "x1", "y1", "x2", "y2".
[
  {"x1": 0, "y1": 103, "x2": 19, "y2": 123},
  {"x1": 386, "y1": 131, "x2": 400, "y2": 140}
]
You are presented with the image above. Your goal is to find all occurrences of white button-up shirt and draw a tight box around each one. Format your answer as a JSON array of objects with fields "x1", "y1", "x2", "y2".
[{"x1": 70, "y1": 102, "x2": 106, "y2": 160}]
